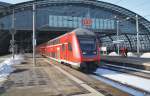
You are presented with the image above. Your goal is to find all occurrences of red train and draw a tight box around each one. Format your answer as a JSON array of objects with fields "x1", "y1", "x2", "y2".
[{"x1": 37, "y1": 28, "x2": 100, "y2": 71}]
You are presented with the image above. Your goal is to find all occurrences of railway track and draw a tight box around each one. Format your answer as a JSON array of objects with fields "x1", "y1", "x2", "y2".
[
  {"x1": 102, "y1": 64, "x2": 150, "y2": 79},
  {"x1": 93, "y1": 67, "x2": 150, "y2": 96},
  {"x1": 47, "y1": 58, "x2": 131, "y2": 96},
  {"x1": 90, "y1": 74, "x2": 147, "y2": 96},
  {"x1": 45, "y1": 57, "x2": 150, "y2": 96}
]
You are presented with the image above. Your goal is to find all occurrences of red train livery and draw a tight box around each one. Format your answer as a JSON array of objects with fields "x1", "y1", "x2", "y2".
[{"x1": 37, "y1": 28, "x2": 100, "y2": 71}]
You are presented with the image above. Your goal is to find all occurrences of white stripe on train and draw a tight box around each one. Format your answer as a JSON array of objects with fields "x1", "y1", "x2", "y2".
[{"x1": 46, "y1": 56, "x2": 80, "y2": 67}]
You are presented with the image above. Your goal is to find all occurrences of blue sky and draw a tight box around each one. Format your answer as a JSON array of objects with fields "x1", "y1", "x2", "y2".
[{"x1": 1, "y1": 0, "x2": 150, "y2": 21}]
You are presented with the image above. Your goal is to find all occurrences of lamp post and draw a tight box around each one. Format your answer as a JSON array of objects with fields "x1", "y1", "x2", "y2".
[
  {"x1": 116, "y1": 20, "x2": 120, "y2": 55},
  {"x1": 32, "y1": 2, "x2": 36, "y2": 66},
  {"x1": 11, "y1": 8, "x2": 16, "y2": 59},
  {"x1": 136, "y1": 15, "x2": 140, "y2": 57}
]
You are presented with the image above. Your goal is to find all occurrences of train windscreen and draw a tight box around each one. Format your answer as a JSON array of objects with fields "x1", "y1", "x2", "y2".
[{"x1": 79, "y1": 37, "x2": 96, "y2": 55}]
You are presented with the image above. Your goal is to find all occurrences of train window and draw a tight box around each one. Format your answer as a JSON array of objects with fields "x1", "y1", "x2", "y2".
[
  {"x1": 56, "y1": 39, "x2": 59, "y2": 44},
  {"x1": 53, "y1": 41, "x2": 55, "y2": 45},
  {"x1": 55, "y1": 40, "x2": 57, "y2": 44},
  {"x1": 54, "y1": 40, "x2": 56, "y2": 45},
  {"x1": 68, "y1": 43, "x2": 72, "y2": 51},
  {"x1": 58, "y1": 39, "x2": 60, "y2": 44},
  {"x1": 56, "y1": 39, "x2": 58, "y2": 44}
]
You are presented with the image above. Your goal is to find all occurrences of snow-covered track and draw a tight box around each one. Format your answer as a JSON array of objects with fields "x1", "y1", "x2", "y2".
[
  {"x1": 92, "y1": 67, "x2": 150, "y2": 96},
  {"x1": 102, "y1": 64, "x2": 150, "y2": 79}
]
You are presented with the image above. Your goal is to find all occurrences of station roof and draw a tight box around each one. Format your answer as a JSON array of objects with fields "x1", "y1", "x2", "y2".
[
  {"x1": 0, "y1": 0, "x2": 150, "y2": 32},
  {"x1": 0, "y1": 1, "x2": 11, "y2": 11},
  {"x1": 0, "y1": 0, "x2": 150, "y2": 53}
]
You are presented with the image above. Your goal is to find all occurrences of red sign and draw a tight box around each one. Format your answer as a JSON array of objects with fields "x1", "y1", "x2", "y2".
[{"x1": 82, "y1": 18, "x2": 92, "y2": 26}]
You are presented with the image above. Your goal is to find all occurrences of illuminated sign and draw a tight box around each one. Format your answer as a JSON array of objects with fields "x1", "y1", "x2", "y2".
[{"x1": 82, "y1": 18, "x2": 92, "y2": 26}]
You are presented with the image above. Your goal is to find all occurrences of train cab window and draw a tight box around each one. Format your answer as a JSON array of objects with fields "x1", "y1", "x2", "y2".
[
  {"x1": 79, "y1": 38, "x2": 96, "y2": 51},
  {"x1": 68, "y1": 43, "x2": 72, "y2": 51}
]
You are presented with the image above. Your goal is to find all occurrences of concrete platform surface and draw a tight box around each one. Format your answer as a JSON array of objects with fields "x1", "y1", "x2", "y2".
[
  {"x1": 0, "y1": 54, "x2": 131, "y2": 96},
  {"x1": 0, "y1": 58, "x2": 89, "y2": 96}
]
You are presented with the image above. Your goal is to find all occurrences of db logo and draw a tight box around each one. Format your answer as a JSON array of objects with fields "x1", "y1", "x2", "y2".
[{"x1": 82, "y1": 18, "x2": 92, "y2": 26}]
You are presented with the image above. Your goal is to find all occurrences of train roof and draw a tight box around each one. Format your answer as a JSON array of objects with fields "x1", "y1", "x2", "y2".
[
  {"x1": 73, "y1": 28, "x2": 95, "y2": 36},
  {"x1": 46, "y1": 28, "x2": 95, "y2": 43}
]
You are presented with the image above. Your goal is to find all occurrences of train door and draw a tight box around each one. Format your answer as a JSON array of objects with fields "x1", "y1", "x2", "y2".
[
  {"x1": 57, "y1": 47, "x2": 60, "y2": 60},
  {"x1": 62, "y1": 44, "x2": 65, "y2": 60},
  {"x1": 64, "y1": 43, "x2": 68, "y2": 61},
  {"x1": 68, "y1": 42, "x2": 72, "y2": 62}
]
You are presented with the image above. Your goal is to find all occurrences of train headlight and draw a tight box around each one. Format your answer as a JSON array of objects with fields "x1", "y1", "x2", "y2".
[
  {"x1": 82, "y1": 52, "x2": 86, "y2": 54},
  {"x1": 93, "y1": 51, "x2": 97, "y2": 54}
]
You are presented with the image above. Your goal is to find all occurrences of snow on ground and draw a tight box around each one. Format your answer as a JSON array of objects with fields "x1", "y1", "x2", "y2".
[
  {"x1": 0, "y1": 54, "x2": 24, "y2": 82},
  {"x1": 94, "y1": 68, "x2": 150, "y2": 93},
  {"x1": 91, "y1": 75, "x2": 145, "y2": 96},
  {"x1": 140, "y1": 53, "x2": 150, "y2": 58},
  {"x1": 108, "y1": 52, "x2": 119, "y2": 56},
  {"x1": 0, "y1": 55, "x2": 11, "y2": 63},
  {"x1": 127, "y1": 52, "x2": 137, "y2": 57}
]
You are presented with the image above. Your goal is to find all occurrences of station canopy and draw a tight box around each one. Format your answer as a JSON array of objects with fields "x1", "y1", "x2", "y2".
[{"x1": 0, "y1": 0, "x2": 150, "y2": 54}]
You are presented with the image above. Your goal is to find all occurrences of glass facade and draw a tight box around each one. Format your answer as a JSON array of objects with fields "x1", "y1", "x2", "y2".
[
  {"x1": 101, "y1": 34, "x2": 150, "y2": 51},
  {"x1": 49, "y1": 15, "x2": 115, "y2": 30},
  {"x1": 101, "y1": 37, "x2": 114, "y2": 50},
  {"x1": 128, "y1": 35, "x2": 150, "y2": 51}
]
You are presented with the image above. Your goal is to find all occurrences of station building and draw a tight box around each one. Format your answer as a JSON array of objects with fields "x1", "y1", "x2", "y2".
[{"x1": 0, "y1": 0, "x2": 150, "y2": 54}]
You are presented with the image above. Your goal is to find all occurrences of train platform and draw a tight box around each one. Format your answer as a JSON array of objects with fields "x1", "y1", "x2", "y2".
[
  {"x1": 100, "y1": 55, "x2": 150, "y2": 71},
  {"x1": 0, "y1": 54, "x2": 11, "y2": 63},
  {"x1": 0, "y1": 54, "x2": 131, "y2": 96}
]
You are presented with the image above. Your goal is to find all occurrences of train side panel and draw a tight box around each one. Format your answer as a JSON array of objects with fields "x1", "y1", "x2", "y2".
[
  {"x1": 72, "y1": 32, "x2": 82, "y2": 63},
  {"x1": 59, "y1": 32, "x2": 82, "y2": 67},
  {"x1": 37, "y1": 28, "x2": 100, "y2": 71}
]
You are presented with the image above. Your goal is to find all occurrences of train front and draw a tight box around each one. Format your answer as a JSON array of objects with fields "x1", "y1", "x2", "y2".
[{"x1": 75, "y1": 29, "x2": 100, "y2": 72}]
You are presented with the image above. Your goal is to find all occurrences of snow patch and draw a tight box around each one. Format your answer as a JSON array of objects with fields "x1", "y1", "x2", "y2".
[
  {"x1": 91, "y1": 75, "x2": 145, "y2": 96},
  {"x1": 140, "y1": 53, "x2": 150, "y2": 58},
  {"x1": 0, "y1": 54, "x2": 24, "y2": 82},
  {"x1": 95, "y1": 68, "x2": 150, "y2": 93},
  {"x1": 108, "y1": 52, "x2": 119, "y2": 56},
  {"x1": 127, "y1": 52, "x2": 137, "y2": 57}
]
